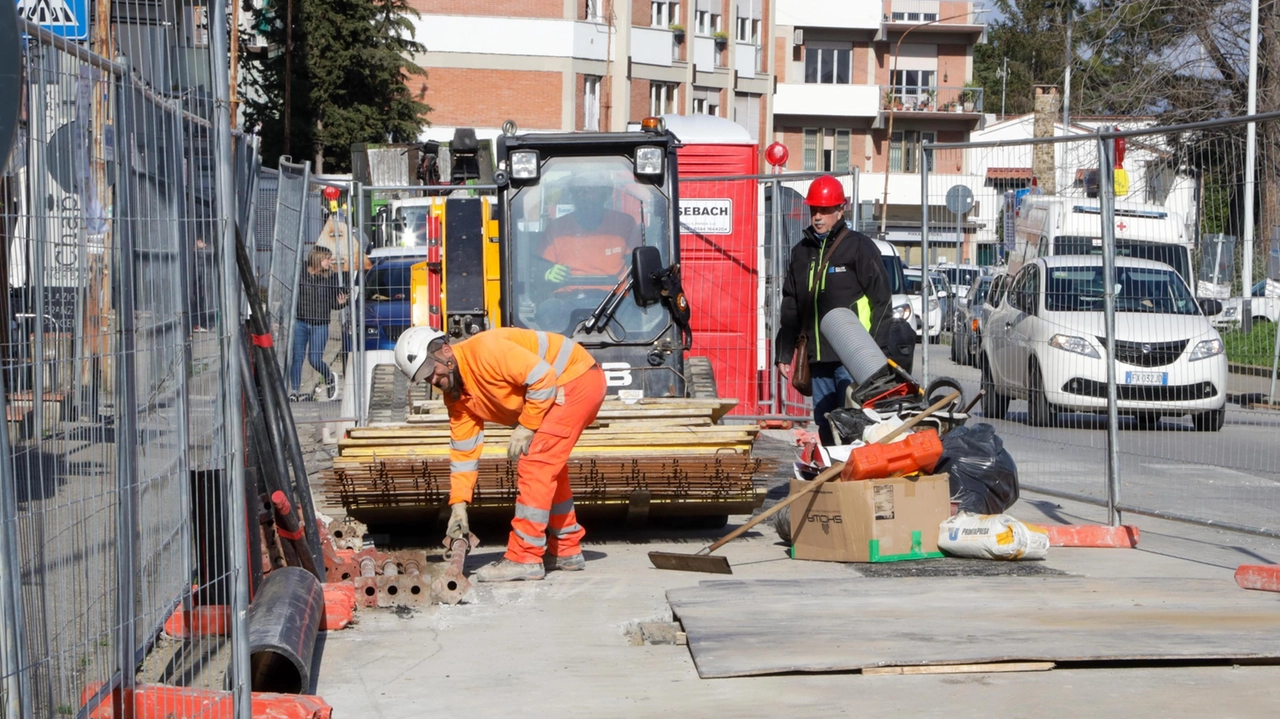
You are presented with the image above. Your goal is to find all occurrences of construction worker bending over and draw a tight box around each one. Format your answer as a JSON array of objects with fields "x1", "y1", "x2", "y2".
[{"x1": 395, "y1": 326, "x2": 606, "y2": 582}]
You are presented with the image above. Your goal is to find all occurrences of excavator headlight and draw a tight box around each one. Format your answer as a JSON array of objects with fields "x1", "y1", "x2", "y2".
[
  {"x1": 634, "y1": 146, "x2": 663, "y2": 175},
  {"x1": 510, "y1": 150, "x2": 539, "y2": 180}
]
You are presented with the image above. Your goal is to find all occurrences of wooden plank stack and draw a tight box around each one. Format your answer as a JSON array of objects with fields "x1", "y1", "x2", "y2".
[{"x1": 320, "y1": 398, "x2": 773, "y2": 515}]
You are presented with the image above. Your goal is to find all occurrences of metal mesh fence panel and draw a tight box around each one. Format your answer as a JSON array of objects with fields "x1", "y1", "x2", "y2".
[
  {"x1": 0, "y1": 8, "x2": 251, "y2": 717},
  {"x1": 287, "y1": 179, "x2": 362, "y2": 427},
  {"x1": 921, "y1": 113, "x2": 1280, "y2": 542},
  {"x1": 752, "y1": 171, "x2": 857, "y2": 421},
  {"x1": 265, "y1": 158, "x2": 310, "y2": 374}
]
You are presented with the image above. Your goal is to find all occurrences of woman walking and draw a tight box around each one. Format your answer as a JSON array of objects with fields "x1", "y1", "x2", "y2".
[{"x1": 290, "y1": 246, "x2": 349, "y2": 401}]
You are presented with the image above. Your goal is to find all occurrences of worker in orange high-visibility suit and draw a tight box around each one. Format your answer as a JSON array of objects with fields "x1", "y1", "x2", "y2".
[
  {"x1": 394, "y1": 326, "x2": 605, "y2": 581},
  {"x1": 541, "y1": 180, "x2": 640, "y2": 289}
]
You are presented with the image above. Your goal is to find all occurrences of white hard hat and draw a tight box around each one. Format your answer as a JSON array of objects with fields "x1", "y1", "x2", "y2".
[{"x1": 395, "y1": 326, "x2": 447, "y2": 381}]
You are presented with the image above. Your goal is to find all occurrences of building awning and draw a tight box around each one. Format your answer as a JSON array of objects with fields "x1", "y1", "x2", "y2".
[{"x1": 987, "y1": 167, "x2": 1033, "y2": 181}]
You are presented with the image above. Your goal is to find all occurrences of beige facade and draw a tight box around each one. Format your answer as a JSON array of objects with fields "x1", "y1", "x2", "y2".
[{"x1": 771, "y1": 0, "x2": 987, "y2": 238}]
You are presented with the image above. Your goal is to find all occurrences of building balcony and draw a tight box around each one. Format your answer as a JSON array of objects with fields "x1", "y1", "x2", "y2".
[
  {"x1": 874, "y1": 85, "x2": 984, "y2": 127},
  {"x1": 631, "y1": 26, "x2": 675, "y2": 67},
  {"x1": 880, "y1": 1, "x2": 985, "y2": 38},
  {"x1": 774, "y1": 83, "x2": 882, "y2": 119},
  {"x1": 776, "y1": 0, "x2": 881, "y2": 30}
]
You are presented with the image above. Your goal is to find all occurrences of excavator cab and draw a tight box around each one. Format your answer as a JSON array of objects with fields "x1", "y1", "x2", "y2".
[{"x1": 497, "y1": 127, "x2": 690, "y2": 399}]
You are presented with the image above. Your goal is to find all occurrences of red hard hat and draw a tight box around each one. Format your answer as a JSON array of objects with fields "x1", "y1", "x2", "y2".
[{"x1": 804, "y1": 175, "x2": 845, "y2": 207}]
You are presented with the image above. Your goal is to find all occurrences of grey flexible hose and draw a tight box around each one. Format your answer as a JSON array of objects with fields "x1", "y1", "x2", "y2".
[{"x1": 819, "y1": 307, "x2": 887, "y2": 384}]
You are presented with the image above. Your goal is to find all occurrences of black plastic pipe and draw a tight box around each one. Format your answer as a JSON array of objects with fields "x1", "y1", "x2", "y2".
[
  {"x1": 247, "y1": 566, "x2": 323, "y2": 694},
  {"x1": 233, "y1": 227, "x2": 326, "y2": 577}
]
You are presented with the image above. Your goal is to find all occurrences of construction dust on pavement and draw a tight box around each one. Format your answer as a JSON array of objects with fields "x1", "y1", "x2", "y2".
[{"x1": 310, "y1": 430, "x2": 1280, "y2": 718}]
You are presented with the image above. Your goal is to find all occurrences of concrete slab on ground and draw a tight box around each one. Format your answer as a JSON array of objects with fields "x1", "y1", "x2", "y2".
[{"x1": 312, "y1": 488, "x2": 1280, "y2": 718}]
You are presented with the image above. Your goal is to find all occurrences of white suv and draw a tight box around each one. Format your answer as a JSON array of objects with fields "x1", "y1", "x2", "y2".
[{"x1": 981, "y1": 256, "x2": 1228, "y2": 431}]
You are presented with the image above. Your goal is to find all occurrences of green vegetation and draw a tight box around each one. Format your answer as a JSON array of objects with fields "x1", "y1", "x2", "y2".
[
  {"x1": 1221, "y1": 320, "x2": 1278, "y2": 367},
  {"x1": 241, "y1": 0, "x2": 432, "y2": 172}
]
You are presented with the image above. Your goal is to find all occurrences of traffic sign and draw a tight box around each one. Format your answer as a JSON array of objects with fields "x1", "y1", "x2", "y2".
[
  {"x1": 945, "y1": 184, "x2": 974, "y2": 215},
  {"x1": 16, "y1": 0, "x2": 89, "y2": 41}
]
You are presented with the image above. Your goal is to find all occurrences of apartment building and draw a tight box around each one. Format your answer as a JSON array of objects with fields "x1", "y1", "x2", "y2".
[
  {"x1": 771, "y1": 1, "x2": 986, "y2": 249},
  {"x1": 406, "y1": 1, "x2": 774, "y2": 158}
]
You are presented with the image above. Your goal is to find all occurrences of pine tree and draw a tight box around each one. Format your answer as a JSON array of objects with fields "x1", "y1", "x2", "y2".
[{"x1": 240, "y1": 0, "x2": 431, "y2": 172}]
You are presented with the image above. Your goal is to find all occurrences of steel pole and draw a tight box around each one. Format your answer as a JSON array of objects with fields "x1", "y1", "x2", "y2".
[
  {"x1": 1000, "y1": 56, "x2": 1007, "y2": 121},
  {"x1": 208, "y1": 2, "x2": 253, "y2": 715},
  {"x1": 920, "y1": 144, "x2": 931, "y2": 387},
  {"x1": 770, "y1": 178, "x2": 782, "y2": 414},
  {"x1": 1098, "y1": 133, "x2": 1122, "y2": 527},
  {"x1": 1242, "y1": 0, "x2": 1259, "y2": 334},
  {"x1": 1062, "y1": 9, "x2": 1072, "y2": 131},
  {"x1": 355, "y1": 182, "x2": 367, "y2": 425}
]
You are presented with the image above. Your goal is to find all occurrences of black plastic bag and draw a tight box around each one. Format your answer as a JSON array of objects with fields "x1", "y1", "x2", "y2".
[
  {"x1": 934, "y1": 422, "x2": 1019, "y2": 514},
  {"x1": 826, "y1": 408, "x2": 875, "y2": 445}
]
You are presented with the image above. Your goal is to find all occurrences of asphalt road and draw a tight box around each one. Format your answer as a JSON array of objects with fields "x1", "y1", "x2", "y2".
[{"x1": 916, "y1": 344, "x2": 1280, "y2": 537}]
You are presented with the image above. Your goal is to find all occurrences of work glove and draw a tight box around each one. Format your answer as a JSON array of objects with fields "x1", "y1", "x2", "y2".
[
  {"x1": 446, "y1": 502, "x2": 469, "y2": 541},
  {"x1": 544, "y1": 264, "x2": 570, "y2": 283},
  {"x1": 508, "y1": 425, "x2": 536, "y2": 460}
]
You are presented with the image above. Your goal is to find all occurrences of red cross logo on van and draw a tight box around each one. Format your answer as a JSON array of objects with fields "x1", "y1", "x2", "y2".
[{"x1": 1116, "y1": 221, "x2": 1128, "y2": 232}]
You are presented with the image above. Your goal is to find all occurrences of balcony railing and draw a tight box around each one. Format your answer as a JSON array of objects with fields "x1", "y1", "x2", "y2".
[
  {"x1": 884, "y1": 1, "x2": 977, "y2": 25},
  {"x1": 881, "y1": 85, "x2": 984, "y2": 114}
]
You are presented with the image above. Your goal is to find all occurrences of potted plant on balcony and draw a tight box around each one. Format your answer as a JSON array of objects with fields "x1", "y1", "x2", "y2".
[
  {"x1": 960, "y1": 88, "x2": 977, "y2": 112},
  {"x1": 713, "y1": 30, "x2": 729, "y2": 49},
  {"x1": 670, "y1": 24, "x2": 685, "y2": 43},
  {"x1": 921, "y1": 89, "x2": 936, "y2": 110}
]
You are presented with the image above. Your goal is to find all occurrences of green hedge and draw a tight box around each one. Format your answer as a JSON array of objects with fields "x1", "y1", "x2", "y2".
[{"x1": 1221, "y1": 321, "x2": 1278, "y2": 367}]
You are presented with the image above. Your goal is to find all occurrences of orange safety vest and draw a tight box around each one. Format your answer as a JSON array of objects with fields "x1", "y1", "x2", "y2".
[
  {"x1": 541, "y1": 211, "x2": 637, "y2": 276},
  {"x1": 445, "y1": 328, "x2": 597, "y2": 504}
]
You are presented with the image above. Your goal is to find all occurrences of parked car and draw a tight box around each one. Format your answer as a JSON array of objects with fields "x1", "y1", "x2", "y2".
[
  {"x1": 936, "y1": 263, "x2": 986, "y2": 306},
  {"x1": 873, "y1": 238, "x2": 915, "y2": 330},
  {"x1": 360, "y1": 254, "x2": 420, "y2": 350},
  {"x1": 951, "y1": 274, "x2": 996, "y2": 366},
  {"x1": 1213, "y1": 279, "x2": 1280, "y2": 327},
  {"x1": 903, "y1": 268, "x2": 950, "y2": 342},
  {"x1": 981, "y1": 256, "x2": 1227, "y2": 431}
]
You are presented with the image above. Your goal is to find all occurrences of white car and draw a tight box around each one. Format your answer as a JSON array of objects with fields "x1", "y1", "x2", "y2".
[
  {"x1": 981, "y1": 256, "x2": 1228, "y2": 431},
  {"x1": 903, "y1": 268, "x2": 947, "y2": 342},
  {"x1": 873, "y1": 238, "x2": 914, "y2": 329},
  {"x1": 1213, "y1": 279, "x2": 1280, "y2": 327},
  {"x1": 936, "y1": 264, "x2": 985, "y2": 309}
]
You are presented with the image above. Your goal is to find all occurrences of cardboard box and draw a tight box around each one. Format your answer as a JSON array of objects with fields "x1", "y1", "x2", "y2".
[{"x1": 789, "y1": 474, "x2": 949, "y2": 563}]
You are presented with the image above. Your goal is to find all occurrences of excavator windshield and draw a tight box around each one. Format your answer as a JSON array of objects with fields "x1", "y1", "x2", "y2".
[{"x1": 507, "y1": 155, "x2": 672, "y2": 341}]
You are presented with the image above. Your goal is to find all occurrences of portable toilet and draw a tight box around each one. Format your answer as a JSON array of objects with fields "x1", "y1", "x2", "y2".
[{"x1": 661, "y1": 115, "x2": 761, "y2": 416}]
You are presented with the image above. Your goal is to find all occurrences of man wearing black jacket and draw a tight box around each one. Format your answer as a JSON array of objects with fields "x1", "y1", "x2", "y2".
[{"x1": 775, "y1": 175, "x2": 892, "y2": 445}]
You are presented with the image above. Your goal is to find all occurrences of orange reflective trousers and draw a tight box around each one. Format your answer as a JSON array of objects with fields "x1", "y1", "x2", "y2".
[{"x1": 506, "y1": 365, "x2": 606, "y2": 563}]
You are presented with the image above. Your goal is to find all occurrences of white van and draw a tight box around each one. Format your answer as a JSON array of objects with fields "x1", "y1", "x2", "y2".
[{"x1": 1010, "y1": 196, "x2": 1192, "y2": 284}]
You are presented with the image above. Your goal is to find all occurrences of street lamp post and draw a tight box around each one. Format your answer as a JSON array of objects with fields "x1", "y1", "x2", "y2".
[
  {"x1": 879, "y1": 9, "x2": 986, "y2": 239},
  {"x1": 997, "y1": 56, "x2": 1008, "y2": 121}
]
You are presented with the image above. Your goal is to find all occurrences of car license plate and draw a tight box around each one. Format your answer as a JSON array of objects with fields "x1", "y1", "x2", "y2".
[{"x1": 1124, "y1": 371, "x2": 1168, "y2": 386}]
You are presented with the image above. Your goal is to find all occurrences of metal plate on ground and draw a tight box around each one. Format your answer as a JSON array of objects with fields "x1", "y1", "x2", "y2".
[
  {"x1": 853, "y1": 557, "x2": 1070, "y2": 578},
  {"x1": 667, "y1": 577, "x2": 1280, "y2": 679}
]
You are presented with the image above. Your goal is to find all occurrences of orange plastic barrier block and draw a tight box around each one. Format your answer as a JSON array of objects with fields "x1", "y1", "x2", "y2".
[
  {"x1": 843, "y1": 429, "x2": 943, "y2": 481},
  {"x1": 81, "y1": 684, "x2": 332, "y2": 719},
  {"x1": 1045, "y1": 524, "x2": 1140, "y2": 548},
  {"x1": 163, "y1": 605, "x2": 231, "y2": 638},
  {"x1": 1235, "y1": 564, "x2": 1280, "y2": 592},
  {"x1": 320, "y1": 582, "x2": 357, "y2": 631}
]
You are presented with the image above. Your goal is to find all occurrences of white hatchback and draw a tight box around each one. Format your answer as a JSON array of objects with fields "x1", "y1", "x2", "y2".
[{"x1": 981, "y1": 256, "x2": 1228, "y2": 431}]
